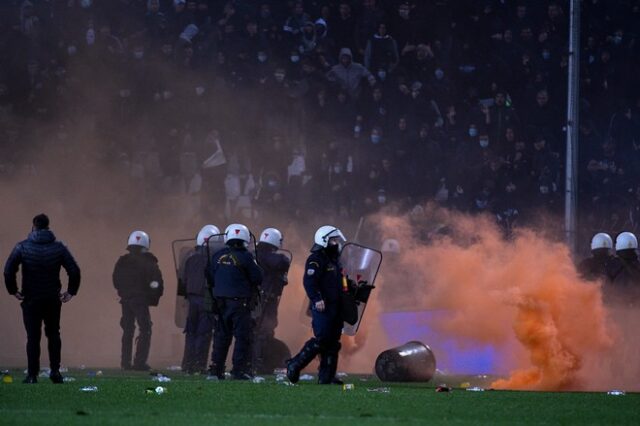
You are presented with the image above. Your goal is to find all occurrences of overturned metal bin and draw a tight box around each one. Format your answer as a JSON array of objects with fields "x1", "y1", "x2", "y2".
[{"x1": 375, "y1": 341, "x2": 436, "y2": 382}]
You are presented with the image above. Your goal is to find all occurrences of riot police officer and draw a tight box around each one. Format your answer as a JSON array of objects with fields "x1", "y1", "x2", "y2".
[
  {"x1": 607, "y1": 232, "x2": 640, "y2": 306},
  {"x1": 577, "y1": 232, "x2": 615, "y2": 282},
  {"x1": 287, "y1": 225, "x2": 347, "y2": 385},
  {"x1": 208, "y1": 224, "x2": 262, "y2": 380},
  {"x1": 253, "y1": 227, "x2": 291, "y2": 374},
  {"x1": 181, "y1": 225, "x2": 220, "y2": 374},
  {"x1": 113, "y1": 231, "x2": 164, "y2": 371}
]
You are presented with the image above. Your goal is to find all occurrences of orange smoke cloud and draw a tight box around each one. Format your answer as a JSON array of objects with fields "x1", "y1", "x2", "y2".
[{"x1": 370, "y1": 205, "x2": 613, "y2": 391}]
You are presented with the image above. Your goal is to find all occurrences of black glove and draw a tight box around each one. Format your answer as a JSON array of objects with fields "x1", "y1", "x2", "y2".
[{"x1": 355, "y1": 283, "x2": 375, "y2": 303}]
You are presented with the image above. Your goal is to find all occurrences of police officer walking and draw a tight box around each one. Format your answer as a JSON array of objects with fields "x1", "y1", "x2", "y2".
[
  {"x1": 208, "y1": 223, "x2": 262, "y2": 380},
  {"x1": 253, "y1": 227, "x2": 291, "y2": 374},
  {"x1": 287, "y1": 225, "x2": 347, "y2": 385},
  {"x1": 4, "y1": 214, "x2": 81, "y2": 384},
  {"x1": 113, "y1": 230, "x2": 164, "y2": 371},
  {"x1": 577, "y1": 232, "x2": 615, "y2": 282},
  {"x1": 181, "y1": 225, "x2": 220, "y2": 374}
]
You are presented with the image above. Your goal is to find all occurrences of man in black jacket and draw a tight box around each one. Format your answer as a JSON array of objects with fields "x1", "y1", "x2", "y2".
[
  {"x1": 4, "y1": 214, "x2": 81, "y2": 384},
  {"x1": 113, "y1": 230, "x2": 164, "y2": 371}
]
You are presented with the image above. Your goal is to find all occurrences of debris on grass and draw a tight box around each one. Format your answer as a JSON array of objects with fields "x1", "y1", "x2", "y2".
[
  {"x1": 366, "y1": 387, "x2": 390, "y2": 393},
  {"x1": 273, "y1": 368, "x2": 287, "y2": 375},
  {"x1": 251, "y1": 376, "x2": 265, "y2": 384},
  {"x1": 2, "y1": 374, "x2": 13, "y2": 384},
  {"x1": 152, "y1": 374, "x2": 171, "y2": 383},
  {"x1": 460, "y1": 382, "x2": 471, "y2": 389},
  {"x1": 436, "y1": 385, "x2": 451, "y2": 392},
  {"x1": 80, "y1": 386, "x2": 98, "y2": 392},
  {"x1": 466, "y1": 387, "x2": 485, "y2": 392},
  {"x1": 336, "y1": 372, "x2": 348, "y2": 378},
  {"x1": 275, "y1": 374, "x2": 287, "y2": 382},
  {"x1": 607, "y1": 390, "x2": 625, "y2": 396},
  {"x1": 342, "y1": 384, "x2": 354, "y2": 391},
  {"x1": 299, "y1": 374, "x2": 314, "y2": 381},
  {"x1": 63, "y1": 377, "x2": 76, "y2": 382},
  {"x1": 166, "y1": 366, "x2": 182, "y2": 371}
]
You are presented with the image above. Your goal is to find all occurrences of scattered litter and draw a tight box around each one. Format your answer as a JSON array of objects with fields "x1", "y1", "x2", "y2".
[
  {"x1": 38, "y1": 371, "x2": 49, "y2": 378},
  {"x1": 80, "y1": 386, "x2": 98, "y2": 392},
  {"x1": 278, "y1": 381, "x2": 296, "y2": 386},
  {"x1": 224, "y1": 372, "x2": 231, "y2": 378},
  {"x1": 336, "y1": 372, "x2": 348, "y2": 378},
  {"x1": 460, "y1": 382, "x2": 471, "y2": 389},
  {"x1": 359, "y1": 378, "x2": 369, "y2": 382},
  {"x1": 63, "y1": 377, "x2": 76, "y2": 382},
  {"x1": 59, "y1": 367, "x2": 69, "y2": 373},
  {"x1": 476, "y1": 374, "x2": 488, "y2": 379},
  {"x1": 342, "y1": 383, "x2": 355, "y2": 391},
  {"x1": 1, "y1": 370, "x2": 9, "y2": 375},
  {"x1": 366, "y1": 387, "x2": 390, "y2": 393},
  {"x1": 436, "y1": 385, "x2": 451, "y2": 393},
  {"x1": 607, "y1": 390, "x2": 625, "y2": 396},
  {"x1": 166, "y1": 366, "x2": 182, "y2": 371},
  {"x1": 251, "y1": 376, "x2": 265, "y2": 384},
  {"x1": 275, "y1": 374, "x2": 287, "y2": 382},
  {"x1": 273, "y1": 368, "x2": 287, "y2": 375},
  {"x1": 2, "y1": 375, "x2": 13, "y2": 384},
  {"x1": 299, "y1": 374, "x2": 314, "y2": 381},
  {"x1": 466, "y1": 387, "x2": 485, "y2": 392},
  {"x1": 155, "y1": 386, "x2": 166, "y2": 395},
  {"x1": 205, "y1": 375, "x2": 219, "y2": 381},
  {"x1": 145, "y1": 386, "x2": 167, "y2": 395},
  {"x1": 96, "y1": 370, "x2": 103, "y2": 376},
  {"x1": 152, "y1": 374, "x2": 171, "y2": 383}
]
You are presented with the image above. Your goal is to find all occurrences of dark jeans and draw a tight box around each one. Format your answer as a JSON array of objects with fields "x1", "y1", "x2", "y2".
[
  {"x1": 253, "y1": 296, "x2": 279, "y2": 372},
  {"x1": 212, "y1": 298, "x2": 253, "y2": 376},
  {"x1": 21, "y1": 298, "x2": 62, "y2": 376},
  {"x1": 120, "y1": 299, "x2": 152, "y2": 368}
]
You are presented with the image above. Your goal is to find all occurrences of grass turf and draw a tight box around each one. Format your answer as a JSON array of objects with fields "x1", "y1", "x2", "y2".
[{"x1": 0, "y1": 369, "x2": 638, "y2": 425}]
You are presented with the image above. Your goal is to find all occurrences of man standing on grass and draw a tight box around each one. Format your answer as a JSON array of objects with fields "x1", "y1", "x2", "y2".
[{"x1": 4, "y1": 214, "x2": 81, "y2": 384}]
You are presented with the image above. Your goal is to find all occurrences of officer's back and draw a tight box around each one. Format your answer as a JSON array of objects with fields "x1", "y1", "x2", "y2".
[
  {"x1": 211, "y1": 242, "x2": 262, "y2": 298},
  {"x1": 605, "y1": 232, "x2": 640, "y2": 307},
  {"x1": 257, "y1": 244, "x2": 290, "y2": 297},
  {"x1": 113, "y1": 246, "x2": 163, "y2": 305}
]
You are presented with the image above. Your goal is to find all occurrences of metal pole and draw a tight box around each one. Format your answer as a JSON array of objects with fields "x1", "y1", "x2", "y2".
[{"x1": 565, "y1": 0, "x2": 580, "y2": 254}]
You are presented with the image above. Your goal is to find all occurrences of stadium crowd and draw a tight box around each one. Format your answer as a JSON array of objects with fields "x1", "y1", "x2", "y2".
[{"x1": 1, "y1": 0, "x2": 640, "y2": 252}]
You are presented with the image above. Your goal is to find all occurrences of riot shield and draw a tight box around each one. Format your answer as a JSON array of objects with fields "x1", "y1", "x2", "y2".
[
  {"x1": 171, "y1": 238, "x2": 196, "y2": 328},
  {"x1": 340, "y1": 243, "x2": 383, "y2": 336}
]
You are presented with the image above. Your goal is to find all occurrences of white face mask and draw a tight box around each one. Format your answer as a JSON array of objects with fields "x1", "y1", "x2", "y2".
[{"x1": 290, "y1": 55, "x2": 300, "y2": 63}]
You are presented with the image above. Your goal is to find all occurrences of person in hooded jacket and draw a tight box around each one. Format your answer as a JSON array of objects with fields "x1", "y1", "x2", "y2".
[
  {"x1": 4, "y1": 214, "x2": 80, "y2": 384},
  {"x1": 113, "y1": 230, "x2": 164, "y2": 371}
]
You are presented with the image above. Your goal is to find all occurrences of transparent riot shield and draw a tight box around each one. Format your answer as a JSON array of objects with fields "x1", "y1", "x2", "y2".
[
  {"x1": 340, "y1": 243, "x2": 383, "y2": 336},
  {"x1": 171, "y1": 238, "x2": 196, "y2": 328}
]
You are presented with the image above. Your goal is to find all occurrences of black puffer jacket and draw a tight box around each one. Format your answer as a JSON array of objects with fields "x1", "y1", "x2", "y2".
[
  {"x1": 113, "y1": 246, "x2": 164, "y2": 306},
  {"x1": 256, "y1": 243, "x2": 290, "y2": 298},
  {"x1": 4, "y1": 230, "x2": 81, "y2": 301}
]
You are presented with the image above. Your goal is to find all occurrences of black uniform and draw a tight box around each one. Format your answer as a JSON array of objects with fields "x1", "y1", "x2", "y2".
[
  {"x1": 112, "y1": 245, "x2": 164, "y2": 370},
  {"x1": 181, "y1": 246, "x2": 214, "y2": 373},
  {"x1": 606, "y1": 250, "x2": 640, "y2": 307},
  {"x1": 287, "y1": 244, "x2": 344, "y2": 384},
  {"x1": 208, "y1": 241, "x2": 263, "y2": 379},
  {"x1": 253, "y1": 242, "x2": 291, "y2": 373},
  {"x1": 4, "y1": 229, "x2": 80, "y2": 379},
  {"x1": 577, "y1": 249, "x2": 615, "y2": 282}
]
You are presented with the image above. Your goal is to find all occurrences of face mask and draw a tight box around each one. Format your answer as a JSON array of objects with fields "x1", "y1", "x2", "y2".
[
  {"x1": 371, "y1": 134, "x2": 381, "y2": 144},
  {"x1": 435, "y1": 69, "x2": 444, "y2": 79},
  {"x1": 354, "y1": 125, "x2": 362, "y2": 133},
  {"x1": 290, "y1": 55, "x2": 300, "y2": 63},
  {"x1": 377, "y1": 70, "x2": 386, "y2": 80},
  {"x1": 326, "y1": 243, "x2": 340, "y2": 257},
  {"x1": 479, "y1": 138, "x2": 489, "y2": 148},
  {"x1": 378, "y1": 195, "x2": 386, "y2": 204},
  {"x1": 468, "y1": 128, "x2": 478, "y2": 137},
  {"x1": 258, "y1": 54, "x2": 267, "y2": 62}
]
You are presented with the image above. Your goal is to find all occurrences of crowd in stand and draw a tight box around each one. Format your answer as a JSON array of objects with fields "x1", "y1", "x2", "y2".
[{"x1": 1, "y1": 0, "x2": 640, "y2": 252}]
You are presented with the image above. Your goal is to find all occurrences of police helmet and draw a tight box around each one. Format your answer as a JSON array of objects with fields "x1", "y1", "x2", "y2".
[
  {"x1": 197, "y1": 224, "x2": 221, "y2": 246},
  {"x1": 259, "y1": 227, "x2": 283, "y2": 249},
  {"x1": 615, "y1": 232, "x2": 638, "y2": 252},
  {"x1": 590, "y1": 232, "x2": 613, "y2": 251},
  {"x1": 128, "y1": 230, "x2": 150, "y2": 249},
  {"x1": 224, "y1": 223, "x2": 251, "y2": 245},
  {"x1": 314, "y1": 225, "x2": 346, "y2": 248}
]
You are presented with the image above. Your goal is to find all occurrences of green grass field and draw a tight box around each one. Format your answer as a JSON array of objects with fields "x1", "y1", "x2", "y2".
[{"x1": 0, "y1": 369, "x2": 638, "y2": 425}]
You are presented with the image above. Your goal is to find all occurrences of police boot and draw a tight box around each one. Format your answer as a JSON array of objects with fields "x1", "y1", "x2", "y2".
[
  {"x1": 318, "y1": 352, "x2": 342, "y2": 385},
  {"x1": 286, "y1": 339, "x2": 320, "y2": 383},
  {"x1": 208, "y1": 363, "x2": 225, "y2": 380}
]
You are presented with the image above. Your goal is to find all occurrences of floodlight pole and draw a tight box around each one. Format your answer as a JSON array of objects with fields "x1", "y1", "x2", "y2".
[{"x1": 565, "y1": 0, "x2": 580, "y2": 254}]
